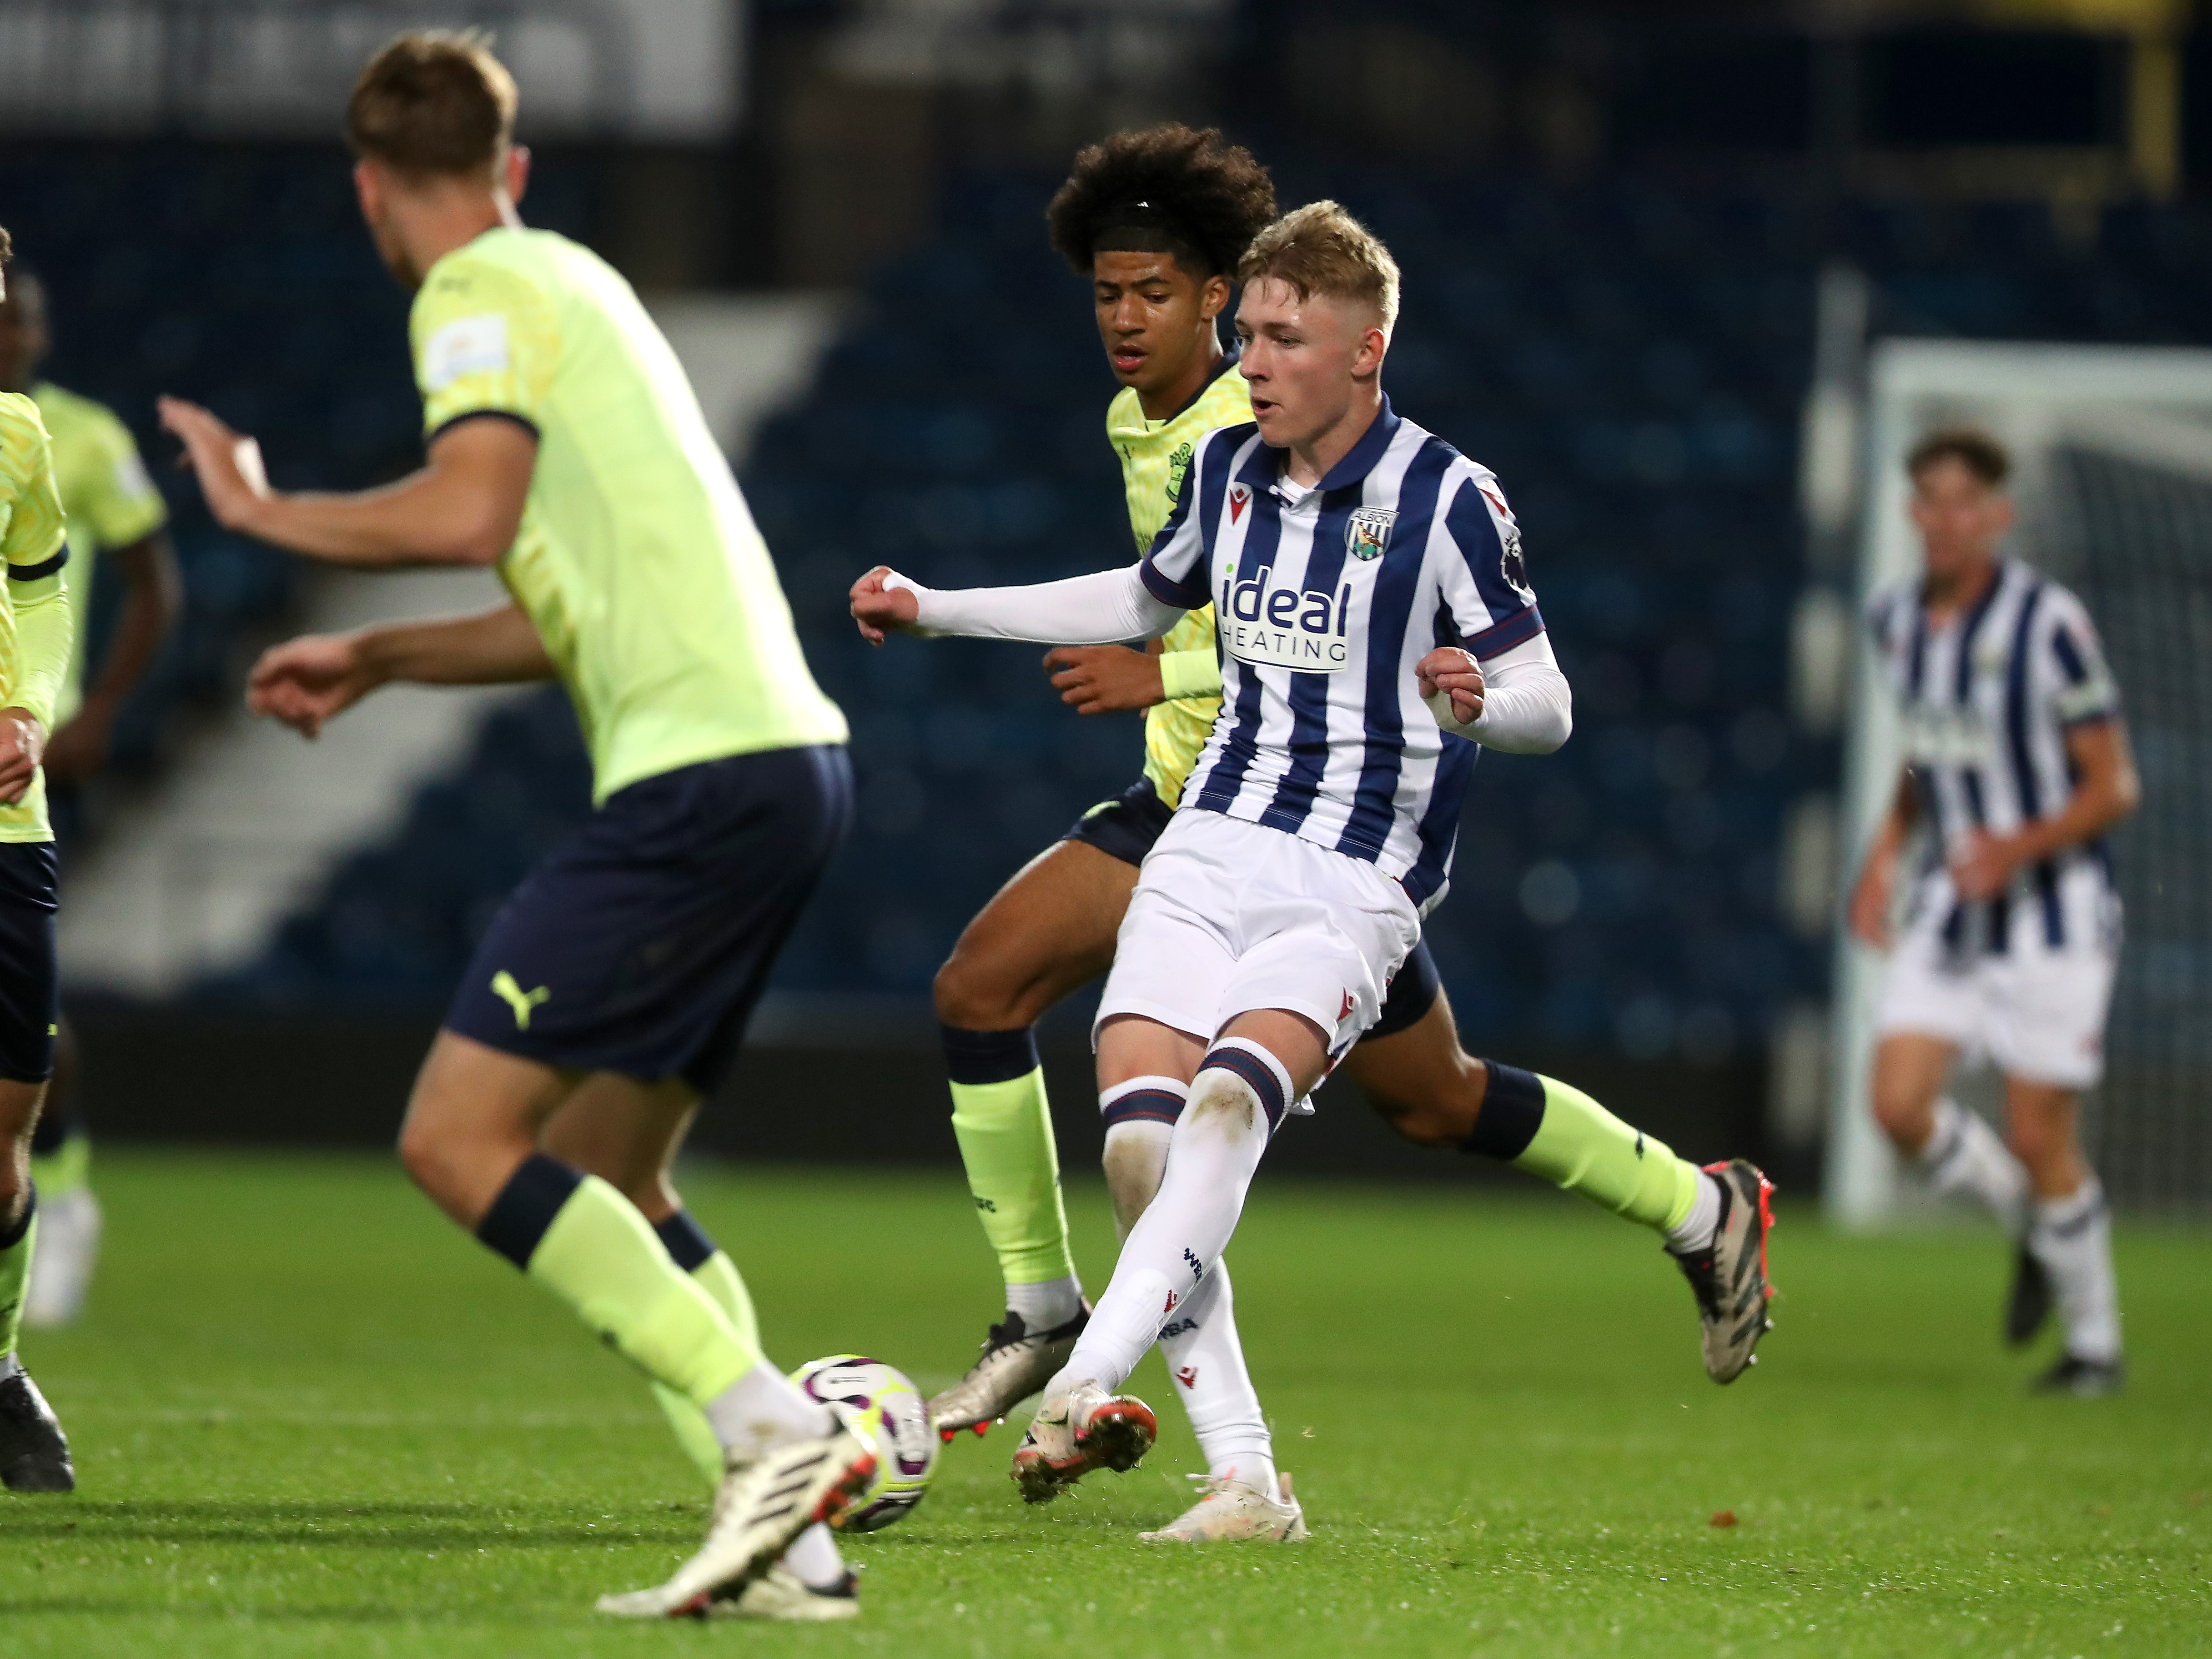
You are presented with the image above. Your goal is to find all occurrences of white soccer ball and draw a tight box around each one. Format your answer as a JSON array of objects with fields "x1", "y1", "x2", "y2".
[{"x1": 788, "y1": 1354, "x2": 940, "y2": 1532}]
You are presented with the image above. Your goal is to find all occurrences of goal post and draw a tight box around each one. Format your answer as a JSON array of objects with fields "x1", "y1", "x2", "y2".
[{"x1": 1826, "y1": 340, "x2": 2212, "y2": 1225}]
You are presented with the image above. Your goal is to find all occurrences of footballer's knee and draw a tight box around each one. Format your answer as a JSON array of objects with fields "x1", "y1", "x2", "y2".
[
  {"x1": 1870, "y1": 1081, "x2": 1936, "y2": 1153},
  {"x1": 0, "y1": 1079, "x2": 38, "y2": 1217},
  {"x1": 1102, "y1": 1139, "x2": 1164, "y2": 1238},
  {"x1": 933, "y1": 951, "x2": 1037, "y2": 1033}
]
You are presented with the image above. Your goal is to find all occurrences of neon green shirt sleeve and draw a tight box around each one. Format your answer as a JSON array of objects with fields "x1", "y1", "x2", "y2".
[
  {"x1": 1158, "y1": 647, "x2": 1222, "y2": 702},
  {"x1": 411, "y1": 253, "x2": 558, "y2": 437},
  {"x1": 78, "y1": 409, "x2": 167, "y2": 548},
  {"x1": 7, "y1": 574, "x2": 70, "y2": 731},
  {"x1": 2, "y1": 409, "x2": 70, "y2": 728}
]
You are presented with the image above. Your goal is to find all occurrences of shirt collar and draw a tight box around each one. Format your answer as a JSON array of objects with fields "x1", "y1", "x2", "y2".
[
  {"x1": 1240, "y1": 395, "x2": 1402, "y2": 499},
  {"x1": 1163, "y1": 342, "x2": 1241, "y2": 423}
]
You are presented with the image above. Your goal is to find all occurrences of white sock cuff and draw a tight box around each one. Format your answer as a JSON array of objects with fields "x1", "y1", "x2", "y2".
[
  {"x1": 1197, "y1": 1037, "x2": 1295, "y2": 1128},
  {"x1": 1918, "y1": 1096, "x2": 1970, "y2": 1170},
  {"x1": 2035, "y1": 1177, "x2": 2106, "y2": 1230},
  {"x1": 1100, "y1": 1074, "x2": 1189, "y2": 1131}
]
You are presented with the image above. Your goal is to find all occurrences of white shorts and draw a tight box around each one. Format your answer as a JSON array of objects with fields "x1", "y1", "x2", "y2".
[
  {"x1": 1875, "y1": 872, "x2": 2119, "y2": 1090},
  {"x1": 1095, "y1": 810, "x2": 1422, "y2": 1059}
]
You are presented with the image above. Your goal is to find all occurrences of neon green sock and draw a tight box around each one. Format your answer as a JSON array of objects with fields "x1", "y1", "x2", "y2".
[
  {"x1": 29, "y1": 1134, "x2": 89, "y2": 1201},
  {"x1": 1516, "y1": 1076, "x2": 1703, "y2": 1234},
  {"x1": 950, "y1": 1068, "x2": 1077, "y2": 1289},
  {"x1": 525, "y1": 1176, "x2": 758, "y2": 1405},
  {"x1": 654, "y1": 1250, "x2": 759, "y2": 1486},
  {"x1": 0, "y1": 1203, "x2": 35, "y2": 1357}
]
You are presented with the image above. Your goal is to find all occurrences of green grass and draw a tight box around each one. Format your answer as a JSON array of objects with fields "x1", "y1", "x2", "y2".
[{"x1": 2, "y1": 1151, "x2": 2207, "y2": 1657}]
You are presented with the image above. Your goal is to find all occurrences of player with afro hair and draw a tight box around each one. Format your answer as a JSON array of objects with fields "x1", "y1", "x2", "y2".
[{"x1": 1046, "y1": 123, "x2": 1277, "y2": 284}]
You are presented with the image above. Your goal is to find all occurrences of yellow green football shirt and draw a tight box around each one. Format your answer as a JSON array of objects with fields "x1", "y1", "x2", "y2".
[
  {"x1": 411, "y1": 227, "x2": 846, "y2": 804},
  {"x1": 0, "y1": 392, "x2": 72, "y2": 841},
  {"x1": 1107, "y1": 357, "x2": 1252, "y2": 807},
  {"x1": 30, "y1": 381, "x2": 168, "y2": 728}
]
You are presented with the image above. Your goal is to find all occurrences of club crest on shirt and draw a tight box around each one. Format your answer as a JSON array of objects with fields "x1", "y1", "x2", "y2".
[
  {"x1": 1346, "y1": 506, "x2": 1395, "y2": 561},
  {"x1": 1166, "y1": 441, "x2": 1194, "y2": 504}
]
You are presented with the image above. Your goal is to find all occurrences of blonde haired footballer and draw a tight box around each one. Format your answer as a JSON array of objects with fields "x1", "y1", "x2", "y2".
[
  {"x1": 860, "y1": 198, "x2": 1776, "y2": 1524},
  {"x1": 0, "y1": 222, "x2": 80, "y2": 1493},
  {"x1": 161, "y1": 33, "x2": 876, "y2": 1622}
]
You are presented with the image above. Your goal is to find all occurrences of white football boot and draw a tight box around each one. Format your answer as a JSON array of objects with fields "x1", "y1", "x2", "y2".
[
  {"x1": 928, "y1": 1305, "x2": 1089, "y2": 1439},
  {"x1": 596, "y1": 1421, "x2": 877, "y2": 1619},
  {"x1": 1010, "y1": 1379, "x2": 1156, "y2": 1504},
  {"x1": 23, "y1": 1186, "x2": 102, "y2": 1329},
  {"x1": 1140, "y1": 1471, "x2": 1307, "y2": 1543},
  {"x1": 714, "y1": 1563, "x2": 860, "y2": 1621}
]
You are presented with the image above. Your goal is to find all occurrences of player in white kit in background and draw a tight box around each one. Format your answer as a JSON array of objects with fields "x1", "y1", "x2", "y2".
[
  {"x1": 1849, "y1": 429, "x2": 2140, "y2": 1398},
  {"x1": 854, "y1": 202, "x2": 1775, "y2": 1500}
]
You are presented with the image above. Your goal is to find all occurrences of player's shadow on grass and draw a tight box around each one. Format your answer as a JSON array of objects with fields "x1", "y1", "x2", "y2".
[{"x1": 0, "y1": 1499, "x2": 700, "y2": 1550}]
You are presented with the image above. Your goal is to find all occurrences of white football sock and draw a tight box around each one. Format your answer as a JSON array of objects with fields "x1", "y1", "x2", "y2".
[
  {"x1": 1919, "y1": 1097, "x2": 2029, "y2": 1233},
  {"x1": 2030, "y1": 1179, "x2": 2122, "y2": 1364},
  {"x1": 781, "y1": 1523, "x2": 846, "y2": 1590},
  {"x1": 1054, "y1": 1042, "x2": 1286, "y2": 1396},
  {"x1": 1157, "y1": 1259, "x2": 1276, "y2": 1493},
  {"x1": 702, "y1": 1360, "x2": 835, "y2": 1463},
  {"x1": 1005, "y1": 1274, "x2": 1083, "y2": 1331},
  {"x1": 1663, "y1": 1170, "x2": 1724, "y2": 1255}
]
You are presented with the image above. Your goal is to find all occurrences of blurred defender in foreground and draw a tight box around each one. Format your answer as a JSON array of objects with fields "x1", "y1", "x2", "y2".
[
  {"x1": 0, "y1": 223, "x2": 79, "y2": 1493},
  {"x1": 1850, "y1": 429, "x2": 2139, "y2": 1397},
  {"x1": 0, "y1": 262, "x2": 182, "y2": 1329},
  {"x1": 161, "y1": 33, "x2": 877, "y2": 1620}
]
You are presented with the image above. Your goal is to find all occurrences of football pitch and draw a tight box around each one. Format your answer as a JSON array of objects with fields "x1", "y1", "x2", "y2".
[{"x1": 2, "y1": 1151, "x2": 2206, "y2": 1657}]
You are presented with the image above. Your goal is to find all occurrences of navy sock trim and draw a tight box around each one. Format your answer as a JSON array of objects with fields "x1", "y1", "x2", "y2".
[
  {"x1": 0, "y1": 1181, "x2": 36, "y2": 1250},
  {"x1": 476, "y1": 1153, "x2": 584, "y2": 1271},
  {"x1": 941, "y1": 1024, "x2": 1041, "y2": 1086},
  {"x1": 1199, "y1": 1046, "x2": 1287, "y2": 1130},
  {"x1": 654, "y1": 1209, "x2": 719, "y2": 1273},
  {"x1": 1102, "y1": 1088, "x2": 1187, "y2": 1131},
  {"x1": 1463, "y1": 1061, "x2": 1546, "y2": 1161}
]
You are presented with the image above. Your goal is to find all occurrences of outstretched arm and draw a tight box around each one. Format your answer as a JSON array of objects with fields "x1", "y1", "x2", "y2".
[
  {"x1": 161, "y1": 399, "x2": 536, "y2": 569},
  {"x1": 247, "y1": 603, "x2": 554, "y2": 739},
  {"x1": 850, "y1": 563, "x2": 1185, "y2": 647}
]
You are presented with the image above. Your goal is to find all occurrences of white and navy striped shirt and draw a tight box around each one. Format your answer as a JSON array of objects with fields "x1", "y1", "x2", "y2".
[
  {"x1": 1870, "y1": 558, "x2": 2122, "y2": 953},
  {"x1": 1140, "y1": 399, "x2": 1543, "y2": 910}
]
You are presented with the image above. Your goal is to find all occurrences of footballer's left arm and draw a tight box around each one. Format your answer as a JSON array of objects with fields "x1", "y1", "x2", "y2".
[
  {"x1": 1418, "y1": 633, "x2": 1572, "y2": 753},
  {"x1": 45, "y1": 529, "x2": 183, "y2": 784},
  {"x1": 159, "y1": 398, "x2": 534, "y2": 568},
  {"x1": 1950, "y1": 717, "x2": 2139, "y2": 901}
]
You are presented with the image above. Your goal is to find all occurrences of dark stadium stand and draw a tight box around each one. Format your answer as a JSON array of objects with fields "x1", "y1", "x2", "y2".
[{"x1": 16, "y1": 143, "x2": 2212, "y2": 1063}]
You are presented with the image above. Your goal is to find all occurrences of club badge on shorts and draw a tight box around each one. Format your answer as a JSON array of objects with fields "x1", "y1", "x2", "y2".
[{"x1": 1346, "y1": 506, "x2": 1396, "y2": 561}]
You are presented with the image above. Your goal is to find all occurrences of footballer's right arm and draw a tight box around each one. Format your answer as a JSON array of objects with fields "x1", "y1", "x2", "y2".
[
  {"x1": 1846, "y1": 770, "x2": 1919, "y2": 950},
  {"x1": 161, "y1": 398, "x2": 535, "y2": 569},
  {"x1": 248, "y1": 603, "x2": 553, "y2": 739},
  {"x1": 849, "y1": 563, "x2": 1185, "y2": 648}
]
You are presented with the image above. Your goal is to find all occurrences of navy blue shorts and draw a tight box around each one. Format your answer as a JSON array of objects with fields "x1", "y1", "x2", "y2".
[
  {"x1": 445, "y1": 744, "x2": 852, "y2": 1094},
  {"x1": 1063, "y1": 775, "x2": 1174, "y2": 867},
  {"x1": 1064, "y1": 774, "x2": 1441, "y2": 1041},
  {"x1": 0, "y1": 843, "x2": 59, "y2": 1084}
]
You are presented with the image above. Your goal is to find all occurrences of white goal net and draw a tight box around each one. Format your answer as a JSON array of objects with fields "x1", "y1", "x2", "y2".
[{"x1": 1827, "y1": 341, "x2": 2212, "y2": 1223}]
